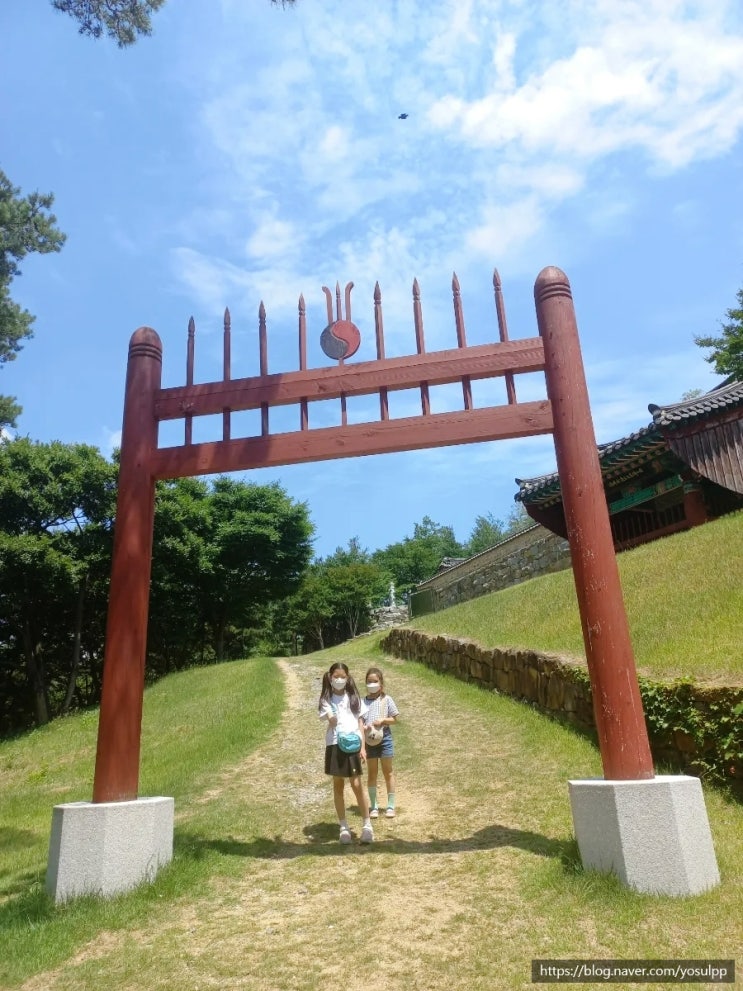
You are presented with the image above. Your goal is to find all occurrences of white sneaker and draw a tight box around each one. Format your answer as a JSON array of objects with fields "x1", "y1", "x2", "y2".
[
  {"x1": 369, "y1": 807, "x2": 379, "y2": 819},
  {"x1": 360, "y1": 824, "x2": 374, "y2": 843},
  {"x1": 385, "y1": 808, "x2": 395, "y2": 818},
  {"x1": 339, "y1": 825, "x2": 352, "y2": 844}
]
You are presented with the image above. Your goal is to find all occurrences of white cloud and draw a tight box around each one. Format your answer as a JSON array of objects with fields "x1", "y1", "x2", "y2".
[
  {"x1": 466, "y1": 197, "x2": 545, "y2": 259},
  {"x1": 246, "y1": 216, "x2": 300, "y2": 260},
  {"x1": 428, "y1": 2, "x2": 743, "y2": 171},
  {"x1": 167, "y1": 0, "x2": 743, "y2": 372}
]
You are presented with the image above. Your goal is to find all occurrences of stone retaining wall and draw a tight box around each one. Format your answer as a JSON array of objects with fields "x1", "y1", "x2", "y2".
[
  {"x1": 381, "y1": 627, "x2": 743, "y2": 786},
  {"x1": 410, "y1": 524, "x2": 571, "y2": 616}
]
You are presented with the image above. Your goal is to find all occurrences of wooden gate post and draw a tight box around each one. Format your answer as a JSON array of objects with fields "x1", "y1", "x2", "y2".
[
  {"x1": 534, "y1": 267, "x2": 654, "y2": 780},
  {"x1": 93, "y1": 328, "x2": 162, "y2": 803}
]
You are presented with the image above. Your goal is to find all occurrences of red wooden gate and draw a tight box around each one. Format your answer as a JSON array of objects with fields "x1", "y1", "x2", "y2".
[{"x1": 93, "y1": 266, "x2": 653, "y2": 803}]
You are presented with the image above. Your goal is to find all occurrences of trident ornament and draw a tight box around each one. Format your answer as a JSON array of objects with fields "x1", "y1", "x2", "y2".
[{"x1": 320, "y1": 281, "x2": 361, "y2": 361}]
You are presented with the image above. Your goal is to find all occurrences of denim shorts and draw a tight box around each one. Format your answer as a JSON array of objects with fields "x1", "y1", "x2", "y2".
[{"x1": 366, "y1": 730, "x2": 394, "y2": 759}]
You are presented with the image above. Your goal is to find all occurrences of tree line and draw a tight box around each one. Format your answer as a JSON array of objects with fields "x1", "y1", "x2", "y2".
[{"x1": 0, "y1": 435, "x2": 530, "y2": 737}]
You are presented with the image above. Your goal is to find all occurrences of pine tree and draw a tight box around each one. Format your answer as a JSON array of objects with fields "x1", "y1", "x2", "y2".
[
  {"x1": 695, "y1": 288, "x2": 743, "y2": 382},
  {"x1": 51, "y1": 0, "x2": 294, "y2": 48},
  {"x1": 0, "y1": 171, "x2": 66, "y2": 429}
]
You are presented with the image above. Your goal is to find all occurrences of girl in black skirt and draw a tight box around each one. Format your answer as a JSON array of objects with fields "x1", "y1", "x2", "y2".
[{"x1": 318, "y1": 662, "x2": 374, "y2": 844}]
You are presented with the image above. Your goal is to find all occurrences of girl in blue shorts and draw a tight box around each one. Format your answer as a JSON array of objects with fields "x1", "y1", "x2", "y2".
[{"x1": 363, "y1": 666, "x2": 400, "y2": 818}]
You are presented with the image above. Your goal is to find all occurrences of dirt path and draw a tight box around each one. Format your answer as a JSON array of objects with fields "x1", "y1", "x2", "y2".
[{"x1": 19, "y1": 655, "x2": 576, "y2": 991}]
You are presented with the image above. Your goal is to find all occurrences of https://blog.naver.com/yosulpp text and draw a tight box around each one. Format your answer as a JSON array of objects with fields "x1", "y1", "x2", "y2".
[{"x1": 531, "y1": 958, "x2": 736, "y2": 984}]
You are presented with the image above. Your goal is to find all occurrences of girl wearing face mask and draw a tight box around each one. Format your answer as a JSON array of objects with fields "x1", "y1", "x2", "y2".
[
  {"x1": 318, "y1": 663, "x2": 374, "y2": 844},
  {"x1": 363, "y1": 667, "x2": 400, "y2": 819}
]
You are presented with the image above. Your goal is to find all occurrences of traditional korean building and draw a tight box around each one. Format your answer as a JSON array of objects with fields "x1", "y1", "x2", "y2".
[{"x1": 516, "y1": 380, "x2": 743, "y2": 551}]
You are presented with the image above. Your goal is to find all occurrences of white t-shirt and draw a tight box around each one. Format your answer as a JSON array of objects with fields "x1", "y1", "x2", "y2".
[{"x1": 319, "y1": 692, "x2": 368, "y2": 745}]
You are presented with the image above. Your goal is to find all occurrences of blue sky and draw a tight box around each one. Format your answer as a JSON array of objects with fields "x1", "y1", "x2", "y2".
[{"x1": 2, "y1": 0, "x2": 743, "y2": 559}]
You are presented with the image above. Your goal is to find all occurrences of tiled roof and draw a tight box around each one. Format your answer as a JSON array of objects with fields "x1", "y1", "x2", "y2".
[
  {"x1": 648, "y1": 380, "x2": 743, "y2": 426},
  {"x1": 515, "y1": 381, "x2": 742, "y2": 504}
]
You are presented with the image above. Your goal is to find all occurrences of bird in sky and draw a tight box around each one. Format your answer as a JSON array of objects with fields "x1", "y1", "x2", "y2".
[{"x1": 398, "y1": 113, "x2": 408, "y2": 119}]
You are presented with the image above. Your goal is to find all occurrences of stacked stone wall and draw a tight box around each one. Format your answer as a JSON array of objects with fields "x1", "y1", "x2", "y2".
[
  {"x1": 411, "y1": 525, "x2": 571, "y2": 615},
  {"x1": 381, "y1": 627, "x2": 743, "y2": 786}
]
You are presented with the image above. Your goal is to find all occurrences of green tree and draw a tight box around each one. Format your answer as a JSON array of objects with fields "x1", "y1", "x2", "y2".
[
  {"x1": 278, "y1": 565, "x2": 336, "y2": 651},
  {"x1": 52, "y1": 0, "x2": 167, "y2": 45},
  {"x1": 372, "y1": 515, "x2": 463, "y2": 598},
  {"x1": 52, "y1": 0, "x2": 295, "y2": 47},
  {"x1": 465, "y1": 512, "x2": 506, "y2": 556},
  {"x1": 0, "y1": 170, "x2": 66, "y2": 429},
  {"x1": 323, "y1": 561, "x2": 389, "y2": 639},
  {"x1": 148, "y1": 477, "x2": 213, "y2": 674},
  {"x1": 323, "y1": 536, "x2": 370, "y2": 566},
  {"x1": 695, "y1": 287, "x2": 743, "y2": 382},
  {"x1": 503, "y1": 503, "x2": 531, "y2": 536},
  {"x1": 198, "y1": 478, "x2": 313, "y2": 661},
  {"x1": 0, "y1": 439, "x2": 116, "y2": 732}
]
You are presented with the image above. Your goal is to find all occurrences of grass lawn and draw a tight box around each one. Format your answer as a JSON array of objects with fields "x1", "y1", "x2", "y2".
[
  {"x1": 409, "y1": 510, "x2": 743, "y2": 684},
  {"x1": 1, "y1": 637, "x2": 741, "y2": 991}
]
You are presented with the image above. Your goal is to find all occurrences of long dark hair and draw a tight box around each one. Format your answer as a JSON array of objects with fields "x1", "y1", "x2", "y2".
[{"x1": 318, "y1": 662, "x2": 362, "y2": 715}]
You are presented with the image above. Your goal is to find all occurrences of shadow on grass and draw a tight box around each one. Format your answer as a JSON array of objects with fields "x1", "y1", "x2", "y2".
[
  {"x1": 0, "y1": 827, "x2": 42, "y2": 855},
  {"x1": 176, "y1": 820, "x2": 574, "y2": 863},
  {"x1": 0, "y1": 881, "x2": 54, "y2": 929}
]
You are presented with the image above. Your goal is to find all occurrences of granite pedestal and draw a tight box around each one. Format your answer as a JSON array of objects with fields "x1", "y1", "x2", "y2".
[
  {"x1": 568, "y1": 775, "x2": 719, "y2": 896},
  {"x1": 46, "y1": 797, "x2": 174, "y2": 903}
]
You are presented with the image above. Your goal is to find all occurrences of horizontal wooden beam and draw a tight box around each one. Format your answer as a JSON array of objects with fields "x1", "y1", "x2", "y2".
[
  {"x1": 151, "y1": 400, "x2": 553, "y2": 479},
  {"x1": 154, "y1": 338, "x2": 545, "y2": 422}
]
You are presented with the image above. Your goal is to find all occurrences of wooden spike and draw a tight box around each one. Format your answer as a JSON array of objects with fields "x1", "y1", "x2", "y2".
[
  {"x1": 259, "y1": 301, "x2": 268, "y2": 434},
  {"x1": 298, "y1": 294, "x2": 308, "y2": 430},
  {"x1": 186, "y1": 317, "x2": 195, "y2": 386},
  {"x1": 223, "y1": 308, "x2": 231, "y2": 383},
  {"x1": 493, "y1": 269, "x2": 517, "y2": 404},
  {"x1": 452, "y1": 272, "x2": 467, "y2": 348},
  {"x1": 374, "y1": 281, "x2": 388, "y2": 420},
  {"x1": 374, "y1": 282, "x2": 386, "y2": 360},
  {"x1": 413, "y1": 279, "x2": 425, "y2": 354},
  {"x1": 452, "y1": 273, "x2": 472, "y2": 410},
  {"x1": 186, "y1": 316, "x2": 195, "y2": 444},
  {"x1": 298, "y1": 295, "x2": 307, "y2": 370},
  {"x1": 412, "y1": 278, "x2": 429, "y2": 414},
  {"x1": 222, "y1": 307, "x2": 231, "y2": 440}
]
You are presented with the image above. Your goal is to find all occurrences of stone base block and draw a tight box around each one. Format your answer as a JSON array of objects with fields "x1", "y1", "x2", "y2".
[
  {"x1": 568, "y1": 775, "x2": 719, "y2": 896},
  {"x1": 46, "y1": 797, "x2": 174, "y2": 904}
]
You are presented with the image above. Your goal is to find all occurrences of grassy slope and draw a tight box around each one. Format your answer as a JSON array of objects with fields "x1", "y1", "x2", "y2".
[
  {"x1": 0, "y1": 657, "x2": 285, "y2": 983},
  {"x1": 2, "y1": 641, "x2": 740, "y2": 991},
  {"x1": 1, "y1": 516, "x2": 742, "y2": 987},
  {"x1": 409, "y1": 510, "x2": 743, "y2": 683}
]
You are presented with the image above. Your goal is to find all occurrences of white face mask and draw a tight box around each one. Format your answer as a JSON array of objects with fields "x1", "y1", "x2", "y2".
[
  {"x1": 366, "y1": 683, "x2": 381, "y2": 693},
  {"x1": 331, "y1": 677, "x2": 347, "y2": 692}
]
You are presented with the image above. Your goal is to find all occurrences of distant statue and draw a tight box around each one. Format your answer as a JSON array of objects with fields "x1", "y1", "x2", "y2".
[{"x1": 389, "y1": 581, "x2": 396, "y2": 607}]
